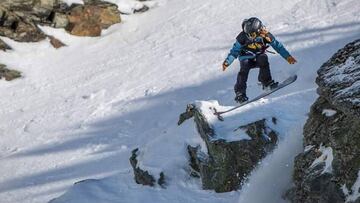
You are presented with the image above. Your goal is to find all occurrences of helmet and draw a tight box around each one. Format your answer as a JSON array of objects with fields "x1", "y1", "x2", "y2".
[{"x1": 242, "y1": 17, "x2": 263, "y2": 34}]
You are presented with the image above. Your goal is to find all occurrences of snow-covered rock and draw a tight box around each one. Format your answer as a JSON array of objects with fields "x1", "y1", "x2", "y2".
[
  {"x1": 179, "y1": 102, "x2": 278, "y2": 193},
  {"x1": 287, "y1": 39, "x2": 360, "y2": 203}
]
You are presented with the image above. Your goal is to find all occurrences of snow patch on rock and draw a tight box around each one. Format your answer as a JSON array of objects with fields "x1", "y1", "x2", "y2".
[
  {"x1": 322, "y1": 109, "x2": 337, "y2": 117},
  {"x1": 62, "y1": 0, "x2": 84, "y2": 5},
  {"x1": 304, "y1": 145, "x2": 314, "y2": 152},
  {"x1": 310, "y1": 145, "x2": 334, "y2": 174}
]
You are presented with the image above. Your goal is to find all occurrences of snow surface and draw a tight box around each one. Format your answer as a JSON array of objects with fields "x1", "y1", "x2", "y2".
[{"x1": 0, "y1": 0, "x2": 360, "y2": 203}]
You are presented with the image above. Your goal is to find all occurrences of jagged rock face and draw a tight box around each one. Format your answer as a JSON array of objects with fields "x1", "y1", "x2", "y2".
[
  {"x1": 316, "y1": 40, "x2": 360, "y2": 117},
  {"x1": 179, "y1": 104, "x2": 278, "y2": 193},
  {"x1": 287, "y1": 39, "x2": 360, "y2": 203}
]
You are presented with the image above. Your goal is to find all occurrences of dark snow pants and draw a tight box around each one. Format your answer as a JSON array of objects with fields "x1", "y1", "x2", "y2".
[{"x1": 234, "y1": 54, "x2": 272, "y2": 94}]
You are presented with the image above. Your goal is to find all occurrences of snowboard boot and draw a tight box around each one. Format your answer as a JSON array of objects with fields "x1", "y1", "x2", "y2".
[
  {"x1": 263, "y1": 80, "x2": 279, "y2": 91},
  {"x1": 234, "y1": 92, "x2": 249, "y2": 103}
]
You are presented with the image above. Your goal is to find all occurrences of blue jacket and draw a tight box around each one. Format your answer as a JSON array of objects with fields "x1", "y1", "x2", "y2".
[{"x1": 225, "y1": 31, "x2": 291, "y2": 65}]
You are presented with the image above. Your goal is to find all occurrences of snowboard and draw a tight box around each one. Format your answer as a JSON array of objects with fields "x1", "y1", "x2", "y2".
[{"x1": 213, "y1": 75, "x2": 298, "y2": 121}]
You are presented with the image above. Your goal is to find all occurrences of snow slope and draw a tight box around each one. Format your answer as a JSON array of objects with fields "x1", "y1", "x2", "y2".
[{"x1": 0, "y1": 0, "x2": 360, "y2": 202}]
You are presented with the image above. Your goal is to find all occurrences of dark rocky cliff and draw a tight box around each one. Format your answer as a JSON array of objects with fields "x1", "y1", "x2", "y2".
[{"x1": 287, "y1": 39, "x2": 360, "y2": 203}]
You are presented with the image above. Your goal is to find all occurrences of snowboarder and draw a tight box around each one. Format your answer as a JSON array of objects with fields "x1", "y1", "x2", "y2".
[{"x1": 222, "y1": 17, "x2": 297, "y2": 103}]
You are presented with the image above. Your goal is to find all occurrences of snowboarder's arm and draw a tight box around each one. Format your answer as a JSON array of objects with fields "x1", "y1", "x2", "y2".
[
  {"x1": 224, "y1": 41, "x2": 243, "y2": 65},
  {"x1": 267, "y1": 32, "x2": 291, "y2": 60}
]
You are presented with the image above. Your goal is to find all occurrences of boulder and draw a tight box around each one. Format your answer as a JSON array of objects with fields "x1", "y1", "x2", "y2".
[
  {"x1": 66, "y1": 1, "x2": 121, "y2": 37},
  {"x1": 179, "y1": 103, "x2": 278, "y2": 192},
  {"x1": 0, "y1": 64, "x2": 22, "y2": 81},
  {"x1": 287, "y1": 39, "x2": 360, "y2": 203},
  {"x1": 0, "y1": 5, "x2": 47, "y2": 42}
]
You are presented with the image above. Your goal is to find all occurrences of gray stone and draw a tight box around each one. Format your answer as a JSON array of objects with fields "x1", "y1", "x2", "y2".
[{"x1": 51, "y1": 12, "x2": 69, "y2": 28}]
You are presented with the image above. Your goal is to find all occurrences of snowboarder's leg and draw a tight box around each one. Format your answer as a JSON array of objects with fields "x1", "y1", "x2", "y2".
[
  {"x1": 256, "y1": 54, "x2": 278, "y2": 90},
  {"x1": 256, "y1": 54, "x2": 272, "y2": 85},
  {"x1": 234, "y1": 59, "x2": 255, "y2": 94},
  {"x1": 234, "y1": 59, "x2": 255, "y2": 103}
]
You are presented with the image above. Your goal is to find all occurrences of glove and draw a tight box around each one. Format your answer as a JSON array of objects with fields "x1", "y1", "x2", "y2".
[
  {"x1": 287, "y1": 56, "x2": 297, "y2": 64},
  {"x1": 222, "y1": 61, "x2": 229, "y2": 71}
]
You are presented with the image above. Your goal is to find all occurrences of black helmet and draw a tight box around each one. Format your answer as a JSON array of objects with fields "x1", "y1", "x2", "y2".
[{"x1": 242, "y1": 17, "x2": 263, "y2": 34}]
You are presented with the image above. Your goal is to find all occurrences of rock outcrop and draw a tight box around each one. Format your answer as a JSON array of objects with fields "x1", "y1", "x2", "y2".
[
  {"x1": 287, "y1": 39, "x2": 360, "y2": 203},
  {"x1": 178, "y1": 103, "x2": 278, "y2": 192},
  {"x1": 0, "y1": 0, "x2": 122, "y2": 42}
]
